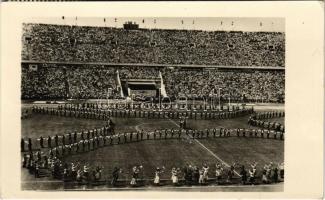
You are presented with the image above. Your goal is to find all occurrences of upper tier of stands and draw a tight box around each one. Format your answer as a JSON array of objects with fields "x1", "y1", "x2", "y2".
[{"x1": 22, "y1": 24, "x2": 285, "y2": 67}]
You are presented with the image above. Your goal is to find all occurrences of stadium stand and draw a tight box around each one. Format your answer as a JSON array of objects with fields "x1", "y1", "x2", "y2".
[
  {"x1": 163, "y1": 68, "x2": 285, "y2": 102},
  {"x1": 21, "y1": 64, "x2": 284, "y2": 103},
  {"x1": 21, "y1": 23, "x2": 285, "y2": 103},
  {"x1": 22, "y1": 24, "x2": 285, "y2": 67}
]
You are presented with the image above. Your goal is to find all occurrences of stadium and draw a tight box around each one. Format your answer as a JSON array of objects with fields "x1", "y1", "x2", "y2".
[{"x1": 21, "y1": 18, "x2": 285, "y2": 191}]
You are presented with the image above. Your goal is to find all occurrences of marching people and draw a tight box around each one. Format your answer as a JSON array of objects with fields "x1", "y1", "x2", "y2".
[
  {"x1": 202, "y1": 164, "x2": 209, "y2": 184},
  {"x1": 68, "y1": 133, "x2": 72, "y2": 145},
  {"x1": 48, "y1": 136, "x2": 52, "y2": 148},
  {"x1": 154, "y1": 166, "x2": 165, "y2": 186},
  {"x1": 198, "y1": 169, "x2": 204, "y2": 184},
  {"x1": 130, "y1": 165, "x2": 143, "y2": 187},
  {"x1": 227, "y1": 163, "x2": 236, "y2": 183},
  {"x1": 21, "y1": 138, "x2": 25, "y2": 152},
  {"x1": 184, "y1": 164, "x2": 193, "y2": 185},
  {"x1": 40, "y1": 136, "x2": 44, "y2": 148},
  {"x1": 239, "y1": 165, "x2": 247, "y2": 184},
  {"x1": 93, "y1": 166, "x2": 104, "y2": 182},
  {"x1": 272, "y1": 165, "x2": 279, "y2": 183},
  {"x1": 171, "y1": 167, "x2": 180, "y2": 186},
  {"x1": 111, "y1": 167, "x2": 121, "y2": 186},
  {"x1": 28, "y1": 138, "x2": 32, "y2": 151},
  {"x1": 192, "y1": 166, "x2": 200, "y2": 184},
  {"x1": 249, "y1": 162, "x2": 257, "y2": 185},
  {"x1": 279, "y1": 162, "x2": 284, "y2": 180},
  {"x1": 215, "y1": 163, "x2": 224, "y2": 184},
  {"x1": 73, "y1": 131, "x2": 78, "y2": 142},
  {"x1": 22, "y1": 154, "x2": 28, "y2": 168},
  {"x1": 262, "y1": 164, "x2": 269, "y2": 184},
  {"x1": 83, "y1": 164, "x2": 90, "y2": 182},
  {"x1": 55, "y1": 134, "x2": 59, "y2": 147}
]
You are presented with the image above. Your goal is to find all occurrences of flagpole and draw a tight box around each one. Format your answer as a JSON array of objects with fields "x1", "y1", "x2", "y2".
[{"x1": 62, "y1": 16, "x2": 66, "y2": 26}]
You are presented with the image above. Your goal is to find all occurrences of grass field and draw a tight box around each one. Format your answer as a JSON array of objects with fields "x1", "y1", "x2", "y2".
[
  {"x1": 21, "y1": 114, "x2": 258, "y2": 139},
  {"x1": 56, "y1": 137, "x2": 283, "y2": 180},
  {"x1": 21, "y1": 103, "x2": 284, "y2": 190}
]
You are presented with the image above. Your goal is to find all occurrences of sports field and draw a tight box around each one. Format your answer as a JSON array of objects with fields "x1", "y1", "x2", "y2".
[{"x1": 21, "y1": 104, "x2": 284, "y2": 191}]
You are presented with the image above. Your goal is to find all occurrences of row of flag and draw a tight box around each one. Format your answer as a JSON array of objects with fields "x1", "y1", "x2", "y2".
[{"x1": 61, "y1": 16, "x2": 268, "y2": 27}]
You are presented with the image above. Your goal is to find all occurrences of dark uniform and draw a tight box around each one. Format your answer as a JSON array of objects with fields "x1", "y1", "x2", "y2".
[
  {"x1": 40, "y1": 136, "x2": 44, "y2": 148},
  {"x1": 55, "y1": 135, "x2": 59, "y2": 147},
  {"x1": 62, "y1": 135, "x2": 66, "y2": 145},
  {"x1": 48, "y1": 136, "x2": 52, "y2": 148},
  {"x1": 21, "y1": 139, "x2": 25, "y2": 152},
  {"x1": 28, "y1": 138, "x2": 32, "y2": 151},
  {"x1": 73, "y1": 132, "x2": 77, "y2": 143},
  {"x1": 68, "y1": 133, "x2": 72, "y2": 144}
]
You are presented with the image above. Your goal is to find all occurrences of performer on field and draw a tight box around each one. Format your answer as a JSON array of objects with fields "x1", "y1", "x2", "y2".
[{"x1": 153, "y1": 166, "x2": 165, "y2": 186}]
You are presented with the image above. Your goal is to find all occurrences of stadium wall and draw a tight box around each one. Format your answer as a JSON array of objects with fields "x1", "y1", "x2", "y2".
[{"x1": 21, "y1": 60, "x2": 285, "y2": 71}]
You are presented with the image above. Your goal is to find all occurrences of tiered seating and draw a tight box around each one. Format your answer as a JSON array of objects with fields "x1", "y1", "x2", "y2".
[{"x1": 22, "y1": 24, "x2": 284, "y2": 67}]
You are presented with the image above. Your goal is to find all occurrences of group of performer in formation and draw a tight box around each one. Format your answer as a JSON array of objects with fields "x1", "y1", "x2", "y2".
[
  {"x1": 21, "y1": 125, "x2": 284, "y2": 153},
  {"x1": 248, "y1": 111, "x2": 285, "y2": 132},
  {"x1": 22, "y1": 103, "x2": 254, "y2": 120},
  {"x1": 21, "y1": 104, "x2": 285, "y2": 187},
  {"x1": 22, "y1": 152, "x2": 284, "y2": 187}
]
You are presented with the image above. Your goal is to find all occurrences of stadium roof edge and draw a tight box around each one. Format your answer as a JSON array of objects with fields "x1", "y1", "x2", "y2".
[
  {"x1": 23, "y1": 23, "x2": 285, "y2": 33},
  {"x1": 21, "y1": 60, "x2": 285, "y2": 70}
]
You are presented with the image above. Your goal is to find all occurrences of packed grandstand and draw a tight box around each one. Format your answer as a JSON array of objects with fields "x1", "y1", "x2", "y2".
[{"x1": 21, "y1": 23, "x2": 285, "y2": 103}]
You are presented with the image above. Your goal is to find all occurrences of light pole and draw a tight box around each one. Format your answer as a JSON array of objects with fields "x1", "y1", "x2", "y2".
[
  {"x1": 218, "y1": 88, "x2": 222, "y2": 110},
  {"x1": 106, "y1": 88, "x2": 113, "y2": 110},
  {"x1": 131, "y1": 94, "x2": 135, "y2": 111},
  {"x1": 193, "y1": 94, "x2": 197, "y2": 111},
  {"x1": 158, "y1": 88, "x2": 161, "y2": 111}
]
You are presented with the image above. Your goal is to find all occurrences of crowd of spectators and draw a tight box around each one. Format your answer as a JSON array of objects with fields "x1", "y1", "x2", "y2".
[
  {"x1": 66, "y1": 65, "x2": 118, "y2": 99},
  {"x1": 22, "y1": 64, "x2": 120, "y2": 100},
  {"x1": 21, "y1": 64, "x2": 284, "y2": 103},
  {"x1": 22, "y1": 23, "x2": 285, "y2": 67},
  {"x1": 21, "y1": 64, "x2": 67, "y2": 99},
  {"x1": 163, "y1": 68, "x2": 285, "y2": 103}
]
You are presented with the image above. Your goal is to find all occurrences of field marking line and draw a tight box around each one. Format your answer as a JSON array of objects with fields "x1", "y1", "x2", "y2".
[
  {"x1": 166, "y1": 118, "x2": 241, "y2": 177},
  {"x1": 135, "y1": 122, "x2": 146, "y2": 132}
]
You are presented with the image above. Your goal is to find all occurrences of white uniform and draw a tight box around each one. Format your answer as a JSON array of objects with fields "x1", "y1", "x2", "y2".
[
  {"x1": 199, "y1": 170, "x2": 204, "y2": 184},
  {"x1": 203, "y1": 166, "x2": 209, "y2": 181},
  {"x1": 171, "y1": 169, "x2": 178, "y2": 184},
  {"x1": 154, "y1": 171, "x2": 161, "y2": 184}
]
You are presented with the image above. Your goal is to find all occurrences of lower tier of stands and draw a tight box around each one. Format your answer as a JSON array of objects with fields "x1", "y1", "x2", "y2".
[{"x1": 21, "y1": 64, "x2": 284, "y2": 103}]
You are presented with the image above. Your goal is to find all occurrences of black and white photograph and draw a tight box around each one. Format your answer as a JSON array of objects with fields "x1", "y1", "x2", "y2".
[
  {"x1": 0, "y1": 1, "x2": 324, "y2": 198},
  {"x1": 20, "y1": 17, "x2": 285, "y2": 192}
]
